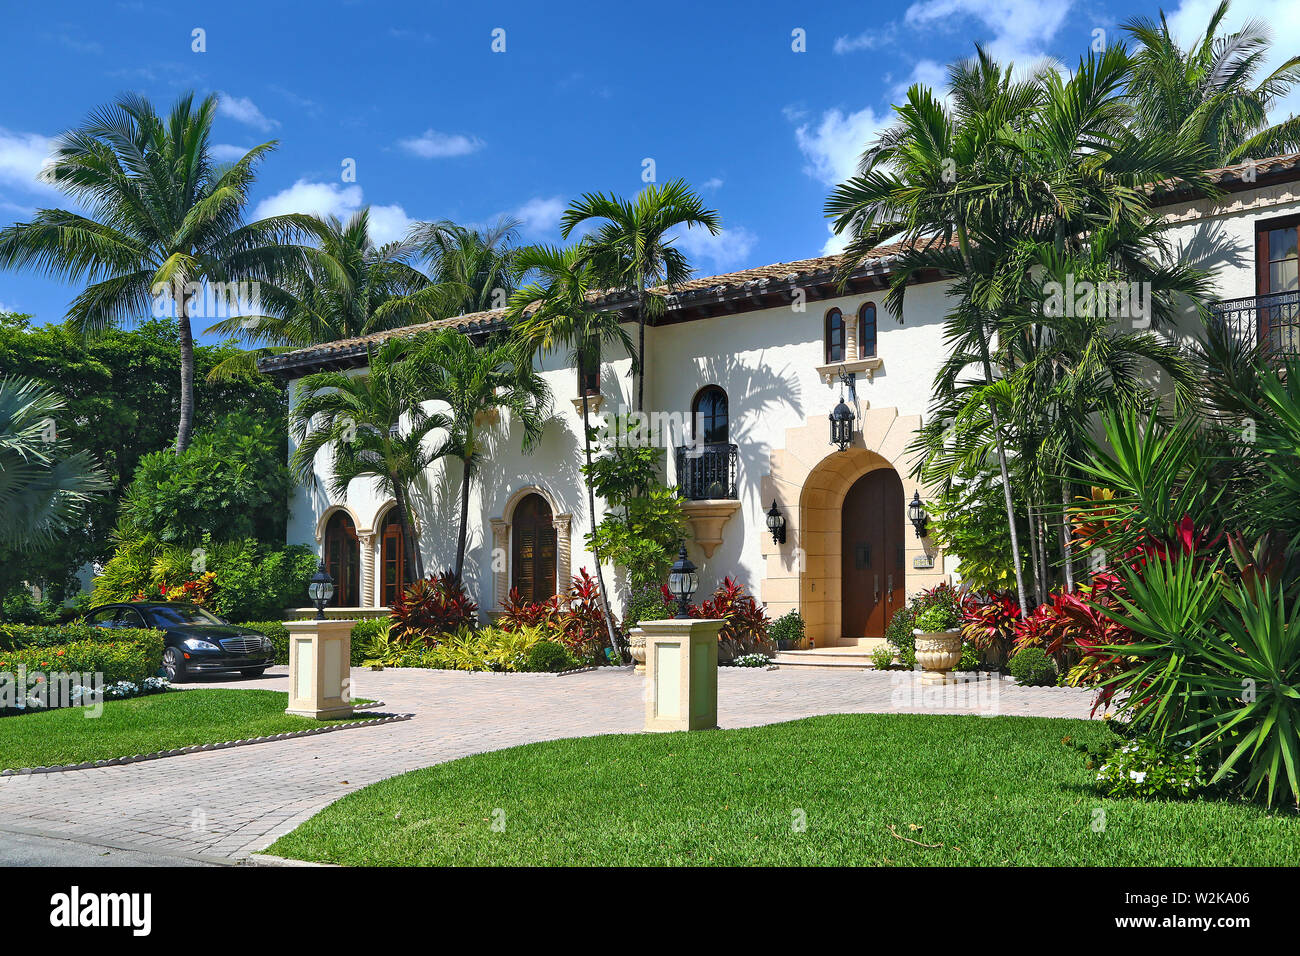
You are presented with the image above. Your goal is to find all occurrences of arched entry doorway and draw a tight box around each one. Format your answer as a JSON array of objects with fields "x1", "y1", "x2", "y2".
[
  {"x1": 840, "y1": 468, "x2": 905, "y2": 638},
  {"x1": 511, "y1": 493, "x2": 557, "y2": 602},
  {"x1": 322, "y1": 511, "x2": 360, "y2": 606}
]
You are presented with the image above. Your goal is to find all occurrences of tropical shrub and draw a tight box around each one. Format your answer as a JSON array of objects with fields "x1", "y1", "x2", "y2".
[
  {"x1": 956, "y1": 642, "x2": 981, "y2": 671},
  {"x1": 886, "y1": 583, "x2": 964, "y2": 669},
  {"x1": 960, "y1": 593, "x2": 1021, "y2": 670},
  {"x1": 523, "y1": 639, "x2": 575, "y2": 673},
  {"x1": 770, "y1": 610, "x2": 805, "y2": 649},
  {"x1": 558, "y1": 568, "x2": 611, "y2": 659},
  {"x1": 0, "y1": 631, "x2": 164, "y2": 686},
  {"x1": 363, "y1": 625, "x2": 551, "y2": 672},
  {"x1": 726, "y1": 653, "x2": 771, "y2": 668},
  {"x1": 621, "y1": 583, "x2": 674, "y2": 630},
  {"x1": 673, "y1": 577, "x2": 771, "y2": 664},
  {"x1": 1008, "y1": 647, "x2": 1057, "y2": 687},
  {"x1": 1088, "y1": 738, "x2": 1208, "y2": 800},
  {"x1": 913, "y1": 604, "x2": 961, "y2": 633},
  {"x1": 390, "y1": 571, "x2": 478, "y2": 643},
  {"x1": 870, "y1": 644, "x2": 895, "y2": 670},
  {"x1": 498, "y1": 588, "x2": 562, "y2": 632}
]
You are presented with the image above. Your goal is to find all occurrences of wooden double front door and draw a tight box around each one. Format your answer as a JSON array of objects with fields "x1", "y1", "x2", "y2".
[{"x1": 840, "y1": 469, "x2": 906, "y2": 639}]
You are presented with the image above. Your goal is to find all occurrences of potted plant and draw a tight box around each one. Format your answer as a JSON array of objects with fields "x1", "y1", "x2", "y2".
[
  {"x1": 911, "y1": 604, "x2": 963, "y2": 682},
  {"x1": 771, "y1": 610, "x2": 804, "y2": 651}
]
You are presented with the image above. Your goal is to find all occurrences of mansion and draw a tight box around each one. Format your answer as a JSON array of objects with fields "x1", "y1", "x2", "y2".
[{"x1": 263, "y1": 153, "x2": 1300, "y2": 651}]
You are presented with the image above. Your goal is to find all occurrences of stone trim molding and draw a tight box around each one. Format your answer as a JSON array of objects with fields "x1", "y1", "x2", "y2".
[
  {"x1": 0, "y1": 709, "x2": 412, "y2": 777},
  {"x1": 491, "y1": 486, "x2": 572, "y2": 608}
]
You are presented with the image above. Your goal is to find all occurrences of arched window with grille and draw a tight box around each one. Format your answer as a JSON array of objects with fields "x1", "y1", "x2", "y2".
[
  {"x1": 380, "y1": 509, "x2": 407, "y2": 607},
  {"x1": 825, "y1": 308, "x2": 845, "y2": 363},
  {"x1": 323, "y1": 511, "x2": 360, "y2": 606},
  {"x1": 858, "y1": 302, "x2": 878, "y2": 358}
]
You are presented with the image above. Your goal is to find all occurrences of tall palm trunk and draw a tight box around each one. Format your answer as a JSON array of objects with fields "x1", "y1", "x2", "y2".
[
  {"x1": 392, "y1": 483, "x2": 424, "y2": 586},
  {"x1": 582, "y1": 395, "x2": 621, "y2": 653},
  {"x1": 955, "y1": 222, "x2": 1031, "y2": 611},
  {"x1": 175, "y1": 295, "x2": 195, "y2": 454},
  {"x1": 454, "y1": 457, "x2": 472, "y2": 584},
  {"x1": 1060, "y1": 480, "x2": 1077, "y2": 591},
  {"x1": 634, "y1": 282, "x2": 646, "y2": 413}
]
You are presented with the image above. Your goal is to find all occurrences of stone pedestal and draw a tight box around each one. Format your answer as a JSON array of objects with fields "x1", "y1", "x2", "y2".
[
  {"x1": 641, "y1": 618, "x2": 724, "y2": 732},
  {"x1": 285, "y1": 619, "x2": 355, "y2": 719}
]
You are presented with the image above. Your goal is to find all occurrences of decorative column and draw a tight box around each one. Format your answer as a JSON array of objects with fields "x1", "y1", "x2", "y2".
[
  {"x1": 844, "y1": 311, "x2": 858, "y2": 361},
  {"x1": 641, "y1": 617, "x2": 724, "y2": 732},
  {"x1": 553, "y1": 513, "x2": 572, "y2": 588},
  {"x1": 358, "y1": 532, "x2": 375, "y2": 608},
  {"x1": 490, "y1": 518, "x2": 509, "y2": 608},
  {"x1": 284, "y1": 619, "x2": 355, "y2": 720}
]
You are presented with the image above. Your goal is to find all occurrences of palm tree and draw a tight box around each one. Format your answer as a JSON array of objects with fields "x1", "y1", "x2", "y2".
[
  {"x1": 827, "y1": 46, "x2": 1212, "y2": 609},
  {"x1": 205, "y1": 210, "x2": 458, "y2": 378},
  {"x1": 409, "y1": 217, "x2": 529, "y2": 316},
  {"x1": 0, "y1": 376, "x2": 109, "y2": 550},
  {"x1": 289, "y1": 336, "x2": 450, "y2": 587},
  {"x1": 412, "y1": 328, "x2": 551, "y2": 584},
  {"x1": 0, "y1": 92, "x2": 309, "y2": 452},
  {"x1": 560, "y1": 180, "x2": 720, "y2": 412},
  {"x1": 1124, "y1": 0, "x2": 1300, "y2": 165},
  {"x1": 506, "y1": 243, "x2": 635, "y2": 650}
]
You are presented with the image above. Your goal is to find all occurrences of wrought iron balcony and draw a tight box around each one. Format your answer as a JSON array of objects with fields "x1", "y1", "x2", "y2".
[
  {"x1": 1209, "y1": 290, "x2": 1300, "y2": 361},
  {"x1": 675, "y1": 442, "x2": 739, "y2": 500}
]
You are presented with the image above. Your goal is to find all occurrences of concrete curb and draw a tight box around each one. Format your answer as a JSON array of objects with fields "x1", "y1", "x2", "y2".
[
  {"x1": 0, "y1": 707, "x2": 413, "y2": 777},
  {"x1": 245, "y1": 852, "x2": 339, "y2": 867}
]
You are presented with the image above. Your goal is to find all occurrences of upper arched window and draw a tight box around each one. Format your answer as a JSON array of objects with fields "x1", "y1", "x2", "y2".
[
  {"x1": 692, "y1": 386, "x2": 729, "y2": 445},
  {"x1": 858, "y1": 302, "x2": 878, "y2": 358},
  {"x1": 825, "y1": 309, "x2": 845, "y2": 364}
]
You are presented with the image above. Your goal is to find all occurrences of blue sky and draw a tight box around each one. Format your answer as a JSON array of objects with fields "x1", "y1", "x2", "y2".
[{"x1": 1, "y1": 0, "x2": 1296, "y2": 341}]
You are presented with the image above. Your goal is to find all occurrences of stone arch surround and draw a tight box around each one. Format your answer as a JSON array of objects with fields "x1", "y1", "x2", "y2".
[
  {"x1": 489, "y1": 485, "x2": 573, "y2": 613},
  {"x1": 760, "y1": 405, "x2": 947, "y2": 648}
]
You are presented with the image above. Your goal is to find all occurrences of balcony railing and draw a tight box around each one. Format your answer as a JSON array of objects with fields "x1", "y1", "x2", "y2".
[
  {"x1": 675, "y1": 443, "x2": 738, "y2": 500},
  {"x1": 1209, "y1": 290, "x2": 1300, "y2": 361}
]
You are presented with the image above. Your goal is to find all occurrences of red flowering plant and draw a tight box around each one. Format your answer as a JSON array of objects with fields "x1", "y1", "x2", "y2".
[
  {"x1": 557, "y1": 568, "x2": 611, "y2": 659},
  {"x1": 390, "y1": 571, "x2": 479, "y2": 645},
  {"x1": 498, "y1": 589, "x2": 562, "y2": 632},
  {"x1": 960, "y1": 592, "x2": 1021, "y2": 670},
  {"x1": 669, "y1": 577, "x2": 773, "y2": 663}
]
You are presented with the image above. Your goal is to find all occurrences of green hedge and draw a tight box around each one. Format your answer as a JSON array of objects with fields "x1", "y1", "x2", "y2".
[
  {"x1": 237, "y1": 619, "x2": 381, "y2": 667},
  {"x1": 0, "y1": 631, "x2": 164, "y2": 684}
]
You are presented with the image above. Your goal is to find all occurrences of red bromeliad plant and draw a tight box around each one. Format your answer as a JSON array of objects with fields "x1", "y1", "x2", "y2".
[
  {"x1": 391, "y1": 571, "x2": 478, "y2": 645},
  {"x1": 498, "y1": 588, "x2": 562, "y2": 631},
  {"x1": 558, "y1": 568, "x2": 609, "y2": 657},
  {"x1": 960, "y1": 593, "x2": 1020, "y2": 670}
]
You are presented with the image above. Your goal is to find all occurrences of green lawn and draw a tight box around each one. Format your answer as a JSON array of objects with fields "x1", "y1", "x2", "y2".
[
  {"x1": 0, "y1": 689, "x2": 382, "y2": 771},
  {"x1": 268, "y1": 713, "x2": 1297, "y2": 866}
]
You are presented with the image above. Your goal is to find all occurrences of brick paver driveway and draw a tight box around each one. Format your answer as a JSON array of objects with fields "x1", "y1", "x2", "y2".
[{"x1": 0, "y1": 666, "x2": 1097, "y2": 863}]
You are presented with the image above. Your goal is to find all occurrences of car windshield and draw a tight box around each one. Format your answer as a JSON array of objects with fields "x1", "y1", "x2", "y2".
[{"x1": 149, "y1": 604, "x2": 227, "y2": 627}]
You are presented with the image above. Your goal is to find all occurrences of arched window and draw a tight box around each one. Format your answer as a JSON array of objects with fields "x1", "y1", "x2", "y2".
[
  {"x1": 323, "y1": 511, "x2": 360, "y2": 606},
  {"x1": 512, "y1": 493, "x2": 557, "y2": 603},
  {"x1": 380, "y1": 509, "x2": 407, "y2": 608},
  {"x1": 825, "y1": 309, "x2": 845, "y2": 363},
  {"x1": 692, "y1": 385, "x2": 729, "y2": 445},
  {"x1": 858, "y1": 302, "x2": 878, "y2": 358}
]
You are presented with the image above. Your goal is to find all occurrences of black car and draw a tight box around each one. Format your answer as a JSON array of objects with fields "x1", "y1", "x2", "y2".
[{"x1": 85, "y1": 602, "x2": 276, "y2": 682}]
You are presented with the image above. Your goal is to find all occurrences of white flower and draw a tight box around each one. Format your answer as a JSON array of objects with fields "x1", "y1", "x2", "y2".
[{"x1": 1129, "y1": 770, "x2": 1147, "y2": 784}]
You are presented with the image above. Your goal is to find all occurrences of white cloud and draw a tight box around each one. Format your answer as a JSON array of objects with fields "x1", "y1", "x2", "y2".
[
  {"x1": 217, "y1": 93, "x2": 279, "y2": 132},
  {"x1": 1163, "y1": 0, "x2": 1300, "y2": 127},
  {"x1": 0, "y1": 127, "x2": 57, "y2": 196},
  {"x1": 791, "y1": 105, "x2": 890, "y2": 185},
  {"x1": 701, "y1": 177, "x2": 724, "y2": 190},
  {"x1": 397, "y1": 129, "x2": 484, "y2": 159},
  {"x1": 671, "y1": 224, "x2": 758, "y2": 272},
  {"x1": 893, "y1": 59, "x2": 950, "y2": 100},
  {"x1": 513, "y1": 195, "x2": 565, "y2": 236},
  {"x1": 821, "y1": 225, "x2": 851, "y2": 256},
  {"x1": 253, "y1": 180, "x2": 413, "y2": 245},
  {"x1": 903, "y1": 0, "x2": 1073, "y2": 69},
  {"x1": 211, "y1": 143, "x2": 252, "y2": 162},
  {"x1": 834, "y1": 30, "x2": 887, "y2": 54}
]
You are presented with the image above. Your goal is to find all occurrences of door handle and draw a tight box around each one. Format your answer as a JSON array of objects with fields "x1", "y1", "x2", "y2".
[
  {"x1": 874, "y1": 575, "x2": 879, "y2": 603},
  {"x1": 886, "y1": 574, "x2": 893, "y2": 603}
]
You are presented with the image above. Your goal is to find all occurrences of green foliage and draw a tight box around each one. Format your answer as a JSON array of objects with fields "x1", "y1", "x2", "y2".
[
  {"x1": 770, "y1": 610, "x2": 805, "y2": 648},
  {"x1": 622, "y1": 583, "x2": 673, "y2": 630},
  {"x1": 926, "y1": 484, "x2": 1026, "y2": 592},
  {"x1": 523, "y1": 639, "x2": 576, "y2": 673},
  {"x1": 1009, "y1": 648, "x2": 1058, "y2": 686},
  {"x1": 0, "y1": 316, "x2": 284, "y2": 600},
  {"x1": 122, "y1": 412, "x2": 288, "y2": 545},
  {"x1": 363, "y1": 625, "x2": 549, "y2": 672},
  {"x1": 583, "y1": 418, "x2": 687, "y2": 590},
  {"x1": 956, "y1": 642, "x2": 982, "y2": 671},
  {"x1": 887, "y1": 584, "x2": 964, "y2": 668},
  {"x1": 0, "y1": 629, "x2": 164, "y2": 685},
  {"x1": 914, "y1": 604, "x2": 962, "y2": 633},
  {"x1": 209, "y1": 542, "x2": 317, "y2": 620},
  {"x1": 870, "y1": 644, "x2": 896, "y2": 670},
  {"x1": 1088, "y1": 737, "x2": 1209, "y2": 800}
]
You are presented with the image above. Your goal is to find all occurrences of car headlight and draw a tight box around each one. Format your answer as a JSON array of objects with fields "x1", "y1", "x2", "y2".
[
  {"x1": 182, "y1": 638, "x2": 221, "y2": 652},
  {"x1": 262, "y1": 637, "x2": 274, "y2": 651}
]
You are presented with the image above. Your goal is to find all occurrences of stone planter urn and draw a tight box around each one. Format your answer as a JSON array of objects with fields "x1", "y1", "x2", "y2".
[
  {"x1": 628, "y1": 627, "x2": 647, "y2": 675},
  {"x1": 913, "y1": 628, "x2": 962, "y2": 683}
]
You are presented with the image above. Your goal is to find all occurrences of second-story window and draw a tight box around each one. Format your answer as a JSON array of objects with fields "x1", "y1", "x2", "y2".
[
  {"x1": 825, "y1": 308, "x2": 845, "y2": 363},
  {"x1": 693, "y1": 385, "x2": 729, "y2": 445},
  {"x1": 578, "y1": 336, "x2": 600, "y2": 396},
  {"x1": 858, "y1": 302, "x2": 878, "y2": 358}
]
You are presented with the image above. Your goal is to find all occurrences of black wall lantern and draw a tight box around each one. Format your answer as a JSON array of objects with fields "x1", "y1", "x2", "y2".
[
  {"x1": 908, "y1": 491, "x2": 929, "y2": 539},
  {"x1": 829, "y1": 394, "x2": 855, "y2": 452},
  {"x1": 765, "y1": 500, "x2": 787, "y2": 545},
  {"x1": 307, "y1": 560, "x2": 336, "y2": 620},
  {"x1": 666, "y1": 542, "x2": 698, "y2": 618}
]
